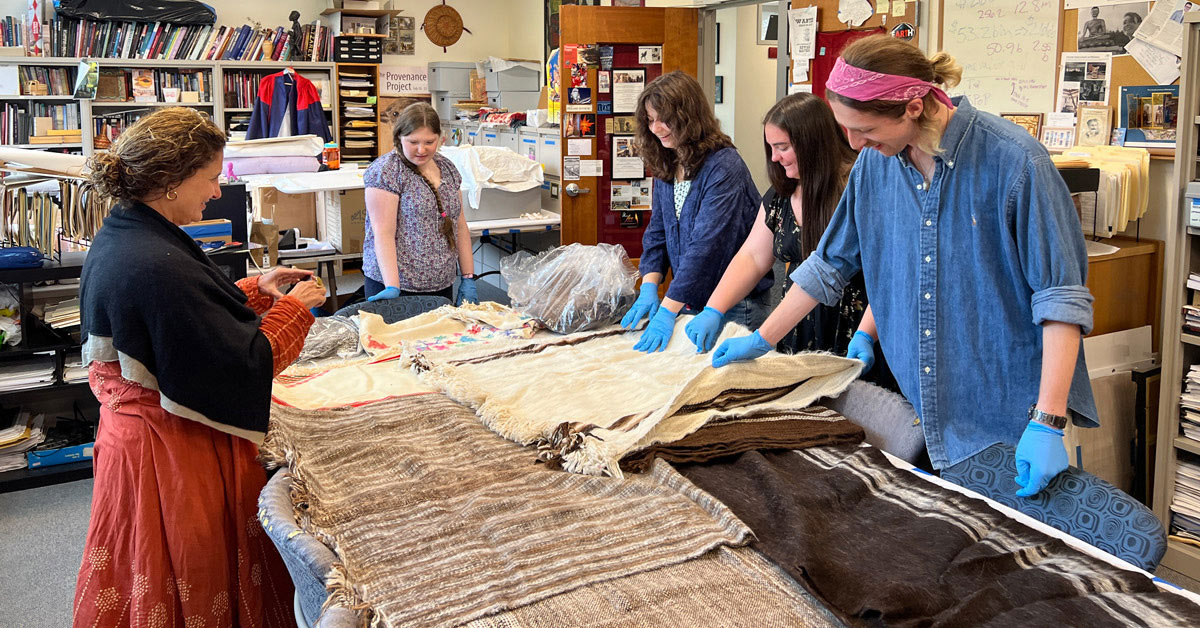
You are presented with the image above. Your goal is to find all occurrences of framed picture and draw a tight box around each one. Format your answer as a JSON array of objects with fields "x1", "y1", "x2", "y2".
[
  {"x1": 1076, "y1": 105, "x2": 1112, "y2": 146},
  {"x1": 1040, "y1": 126, "x2": 1076, "y2": 150},
  {"x1": 757, "y1": 3, "x2": 778, "y2": 45},
  {"x1": 715, "y1": 75, "x2": 724, "y2": 104},
  {"x1": 1000, "y1": 113, "x2": 1043, "y2": 139}
]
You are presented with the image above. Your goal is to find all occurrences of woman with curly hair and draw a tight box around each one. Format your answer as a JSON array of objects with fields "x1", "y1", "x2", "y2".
[
  {"x1": 620, "y1": 71, "x2": 769, "y2": 352},
  {"x1": 74, "y1": 107, "x2": 323, "y2": 627}
]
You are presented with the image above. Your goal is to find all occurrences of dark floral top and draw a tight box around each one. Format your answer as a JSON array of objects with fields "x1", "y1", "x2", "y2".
[{"x1": 762, "y1": 186, "x2": 869, "y2": 355}]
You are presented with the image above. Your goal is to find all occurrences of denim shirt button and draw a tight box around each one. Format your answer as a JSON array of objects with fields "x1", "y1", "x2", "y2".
[
  {"x1": 924, "y1": 292, "x2": 931, "y2": 299},
  {"x1": 925, "y1": 219, "x2": 932, "y2": 227},
  {"x1": 925, "y1": 329, "x2": 931, "y2": 336},
  {"x1": 916, "y1": 183, "x2": 923, "y2": 190},
  {"x1": 924, "y1": 366, "x2": 931, "y2": 373},
  {"x1": 924, "y1": 255, "x2": 931, "y2": 263}
]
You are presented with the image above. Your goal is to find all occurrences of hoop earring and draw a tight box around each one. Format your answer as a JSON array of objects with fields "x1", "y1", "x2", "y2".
[{"x1": 165, "y1": 190, "x2": 178, "y2": 201}]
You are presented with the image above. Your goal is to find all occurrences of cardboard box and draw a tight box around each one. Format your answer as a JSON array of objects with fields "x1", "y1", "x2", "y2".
[
  {"x1": 253, "y1": 186, "x2": 318, "y2": 237},
  {"x1": 317, "y1": 189, "x2": 366, "y2": 254},
  {"x1": 1067, "y1": 372, "x2": 1136, "y2": 493},
  {"x1": 250, "y1": 221, "x2": 280, "y2": 267},
  {"x1": 467, "y1": 187, "x2": 541, "y2": 221}
]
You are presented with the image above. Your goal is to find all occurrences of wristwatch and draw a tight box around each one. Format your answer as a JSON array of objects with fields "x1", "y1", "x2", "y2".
[{"x1": 1028, "y1": 405, "x2": 1068, "y2": 430}]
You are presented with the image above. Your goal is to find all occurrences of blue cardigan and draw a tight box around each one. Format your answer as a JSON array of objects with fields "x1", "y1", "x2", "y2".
[{"x1": 639, "y1": 146, "x2": 770, "y2": 309}]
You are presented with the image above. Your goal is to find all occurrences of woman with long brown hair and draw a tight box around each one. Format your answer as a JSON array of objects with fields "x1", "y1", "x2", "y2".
[
  {"x1": 685, "y1": 93, "x2": 893, "y2": 386},
  {"x1": 620, "y1": 71, "x2": 769, "y2": 352},
  {"x1": 712, "y1": 36, "x2": 1097, "y2": 500},
  {"x1": 363, "y1": 102, "x2": 478, "y2": 304}
]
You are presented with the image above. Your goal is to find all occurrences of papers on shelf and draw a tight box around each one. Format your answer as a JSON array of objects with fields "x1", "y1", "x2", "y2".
[{"x1": 0, "y1": 409, "x2": 46, "y2": 472}]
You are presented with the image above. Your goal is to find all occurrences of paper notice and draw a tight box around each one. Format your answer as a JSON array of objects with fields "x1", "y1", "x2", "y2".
[
  {"x1": 876, "y1": 0, "x2": 890, "y2": 14},
  {"x1": 788, "y1": 6, "x2": 818, "y2": 60},
  {"x1": 892, "y1": 0, "x2": 907, "y2": 17},
  {"x1": 793, "y1": 63, "x2": 809, "y2": 83},
  {"x1": 1125, "y1": 38, "x2": 1182, "y2": 85},
  {"x1": 567, "y1": 138, "x2": 593, "y2": 156},
  {"x1": 580, "y1": 159, "x2": 603, "y2": 177},
  {"x1": 838, "y1": 0, "x2": 873, "y2": 27},
  {"x1": 788, "y1": 83, "x2": 814, "y2": 94},
  {"x1": 1132, "y1": 0, "x2": 1198, "y2": 57},
  {"x1": 563, "y1": 157, "x2": 580, "y2": 181}
]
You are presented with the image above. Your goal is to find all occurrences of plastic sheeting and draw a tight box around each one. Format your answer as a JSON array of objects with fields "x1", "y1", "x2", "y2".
[
  {"x1": 501, "y1": 243, "x2": 639, "y2": 335},
  {"x1": 439, "y1": 145, "x2": 544, "y2": 210},
  {"x1": 55, "y1": 0, "x2": 217, "y2": 24}
]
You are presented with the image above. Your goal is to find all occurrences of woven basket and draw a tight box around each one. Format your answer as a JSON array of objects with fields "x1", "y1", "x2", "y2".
[{"x1": 423, "y1": 4, "x2": 464, "y2": 48}]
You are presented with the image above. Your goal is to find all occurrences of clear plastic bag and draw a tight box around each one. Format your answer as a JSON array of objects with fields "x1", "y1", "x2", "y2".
[
  {"x1": 295, "y1": 316, "x2": 363, "y2": 363},
  {"x1": 501, "y1": 243, "x2": 639, "y2": 334}
]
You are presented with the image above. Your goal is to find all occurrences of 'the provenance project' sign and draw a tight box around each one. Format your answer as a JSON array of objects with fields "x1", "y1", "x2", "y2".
[{"x1": 381, "y1": 66, "x2": 429, "y2": 96}]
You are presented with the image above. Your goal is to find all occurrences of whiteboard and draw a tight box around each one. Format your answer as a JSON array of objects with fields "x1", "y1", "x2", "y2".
[{"x1": 941, "y1": 0, "x2": 1060, "y2": 114}]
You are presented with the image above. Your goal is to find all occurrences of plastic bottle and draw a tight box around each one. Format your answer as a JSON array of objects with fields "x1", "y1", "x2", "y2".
[{"x1": 323, "y1": 142, "x2": 340, "y2": 170}]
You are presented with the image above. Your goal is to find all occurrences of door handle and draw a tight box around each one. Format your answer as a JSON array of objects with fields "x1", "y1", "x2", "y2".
[{"x1": 564, "y1": 183, "x2": 591, "y2": 197}]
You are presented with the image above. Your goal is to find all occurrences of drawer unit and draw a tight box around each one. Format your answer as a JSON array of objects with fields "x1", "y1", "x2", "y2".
[
  {"x1": 518, "y1": 128, "x2": 540, "y2": 162},
  {"x1": 334, "y1": 36, "x2": 382, "y2": 63},
  {"x1": 538, "y1": 129, "x2": 560, "y2": 176}
]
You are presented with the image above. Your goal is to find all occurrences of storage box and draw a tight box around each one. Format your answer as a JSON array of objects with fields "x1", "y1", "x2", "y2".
[
  {"x1": 487, "y1": 90, "x2": 541, "y2": 113},
  {"x1": 428, "y1": 61, "x2": 475, "y2": 93},
  {"x1": 27, "y1": 442, "x2": 94, "y2": 468},
  {"x1": 317, "y1": 189, "x2": 366, "y2": 254},
  {"x1": 254, "y1": 187, "x2": 318, "y2": 237},
  {"x1": 538, "y1": 129, "x2": 561, "y2": 176},
  {"x1": 433, "y1": 92, "x2": 460, "y2": 121},
  {"x1": 518, "y1": 128, "x2": 539, "y2": 162},
  {"x1": 467, "y1": 187, "x2": 541, "y2": 221},
  {"x1": 485, "y1": 64, "x2": 541, "y2": 93},
  {"x1": 180, "y1": 219, "x2": 233, "y2": 243}
]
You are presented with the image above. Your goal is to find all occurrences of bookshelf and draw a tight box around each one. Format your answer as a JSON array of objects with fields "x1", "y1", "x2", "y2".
[
  {"x1": 1154, "y1": 12, "x2": 1200, "y2": 581},
  {"x1": 0, "y1": 57, "x2": 338, "y2": 153},
  {"x1": 336, "y1": 62, "x2": 380, "y2": 167}
]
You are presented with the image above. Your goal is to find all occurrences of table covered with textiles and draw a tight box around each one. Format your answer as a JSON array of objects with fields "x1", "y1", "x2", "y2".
[{"x1": 263, "y1": 303, "x2": 1200, "y2": 627}]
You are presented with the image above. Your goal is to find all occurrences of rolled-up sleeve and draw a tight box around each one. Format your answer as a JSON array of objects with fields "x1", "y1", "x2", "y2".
[
  {"x1": 1011, "y1": 156, "x2": 1094, "y2": 334},
  {"x1": 664, "y1": 161, "x2": 760, "y2": 306},
  {"x1": 638, "y1": 179, "x2": 669, "y2": 277},
  {"x1": 790, "y1": 164, "x2": 863, "y2": 306}
]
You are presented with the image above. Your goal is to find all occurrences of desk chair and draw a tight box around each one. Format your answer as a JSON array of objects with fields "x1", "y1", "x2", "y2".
[
  {"x1": 940, "y1": 443, "x2": 1167, "y2": 572},
  {"x1": 334, "y1": 295, "x2": 451, "y2": 323}
]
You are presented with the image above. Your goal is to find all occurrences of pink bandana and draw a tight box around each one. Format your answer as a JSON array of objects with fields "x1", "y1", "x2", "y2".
[{"x1": 825, "y1": 57, "x2": 954, "y2": 109}]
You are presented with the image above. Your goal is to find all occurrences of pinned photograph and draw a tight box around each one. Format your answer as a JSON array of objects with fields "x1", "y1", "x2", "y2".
[
  {"x1": 1077, "y1": 3, "x2": 1148, "y2": 55},
  {"x1": 1076, "y1": 105, "x2": 1112, "y2": 146},
  {"x1": 598, "y1": 71, "x2": 611, "y2": 93},
  {"x1": 612, "y1": 135, "x2": 645, "y2": 178},
  {"x1": 1000, "y1": 113, "x2": 1043, "y2": 139},
  {"x1": 638, "y1": 46, "x2": 663, "y2": 64},
  {"x1": 571, "y1": 63, "x2": 588, "y2": 88},
  {"x1": 565, "y1": 113, "x2": 597, "y2": 137}
]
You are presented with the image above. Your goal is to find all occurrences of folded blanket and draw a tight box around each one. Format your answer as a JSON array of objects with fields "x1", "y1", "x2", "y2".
[
  {"x1": 405, "y1": 321, "x2": 863, "y2": 477},
  {"x1": 618, "y1": 404, "x2": 864, "y2": 473},
  {"x1": 223, "y1": 156, "x2": 321, "y2": 176},
  {"x1": 264, "y1": 393, "x2": 753, "y2": 628},
  {"x1": 676, "y1": 445, "x2": 1200, "y2": 627}
]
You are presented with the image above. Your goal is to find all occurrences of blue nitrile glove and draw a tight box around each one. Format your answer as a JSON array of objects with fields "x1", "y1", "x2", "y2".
[
  {"x1": 621, "y1": 282, "x2": 660, "y2": 329},
  {"x1": 685, "y1": 307, "x2": 725, "y2": 353},
  {"x1": 368, "y1": 286, "x2": 401, "y2": 301},
  {"x1": 846, "y1": 330, "x2": 877, "y2": 372},
  {"x1": 1014, "y1": 420, "x2": 1069, "y2": 498},
  {"x1": 456, "y1": 276, "x2": 479, "y2": 305},
  {"x1": 633, "y1": 307, "x2": 678, "y2": 353},
  {"x1": 712, "y1": 330, "x2": 773, "y2": 368}
]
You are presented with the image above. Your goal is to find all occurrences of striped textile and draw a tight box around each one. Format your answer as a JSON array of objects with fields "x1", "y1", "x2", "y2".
[
  {"x1": 264, "y1": 393, "x2": 755, "y2": 628},
  {"x1": 464, "y1": 547, "x2": 840, "y2": 628},
  {"x1": 618, "y1": 404, "x2": 865, "y2": 473},
  {"x1": 405, "y1": 321, "x2": 863, "y2": 477},
  {"x1": 677, "y1": 444, "x2": 1200, "y2": 626}
]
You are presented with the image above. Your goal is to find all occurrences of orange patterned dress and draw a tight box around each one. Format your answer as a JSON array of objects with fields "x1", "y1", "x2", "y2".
[{"x1": 73, "y1": 276, "x2": 312, "y2": 628}]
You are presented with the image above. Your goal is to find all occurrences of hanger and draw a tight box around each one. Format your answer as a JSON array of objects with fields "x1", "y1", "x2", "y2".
[{"x1": 284, "y1": 66, "x2": 295, "y2": 75}]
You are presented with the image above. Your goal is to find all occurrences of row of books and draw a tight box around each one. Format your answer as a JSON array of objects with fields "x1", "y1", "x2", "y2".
[
  {"x1": 1, "y1": 102, "x2": 81, "y2": 144},
  {"x1": 339, "y1": 68, "x2": 377, "y2": 167},
  {"x1": 1, "y1": 15, "x2": 28, "y2": 48},
  {"x1": 16, "y1": 65, "x2": 74, "y2": 96},
  {"x1": 1170, "y1": 457, "x2": 1200, "y2": 548},
  {"x1": 40, "y1": 17, "x2": 333, "y2": 62},
  {"x1": 96, "y1": 68, "x2": 211, "y2": 103},
  {"x1": 92, "y1": 112, "x2": 150, "y2": 150}
]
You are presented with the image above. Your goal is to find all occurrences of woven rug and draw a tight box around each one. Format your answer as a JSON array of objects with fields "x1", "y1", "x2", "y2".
[
  {"x1": 264, "y1": 393, "x2": 753, "y2": 628},
  {"x1": 404, "y1": 320, "x2": 863, "y2": 477},
  {"x1": 463, "y1": 547, "x2": 840, "y2": 628},
  {"x1": 677, "y1": 444, "x2": 1200, "y2": 627},
  {"x1": 618, "y1": 404, "x2": 865, "y2": 473}
]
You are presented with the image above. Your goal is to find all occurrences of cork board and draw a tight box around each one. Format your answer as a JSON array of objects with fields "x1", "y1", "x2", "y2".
[
  {"x1": 1060, "y1": 4, "x2": 1160, "y2": 112},
  {"x1": 788, "y1": 0, "x2": 921, "y2": 87}
]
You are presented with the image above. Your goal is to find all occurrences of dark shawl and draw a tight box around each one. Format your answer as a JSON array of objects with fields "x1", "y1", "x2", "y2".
[{"x1": 81, "y1": 201, "x2": 274, "y2": 442}]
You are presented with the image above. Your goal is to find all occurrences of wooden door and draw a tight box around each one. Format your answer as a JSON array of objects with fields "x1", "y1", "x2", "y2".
[{"x1": 559, "y1": 5, "x2": 699, "y2": 254}]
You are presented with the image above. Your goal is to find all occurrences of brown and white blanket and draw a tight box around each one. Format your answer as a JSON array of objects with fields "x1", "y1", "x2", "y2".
[
  {"x1": 676, "y1": 444, "x2": 1200, "y2": 627},
  {"x1": 404, "y1": 321, "x2": 863, "y2": 477},
  {"x1": 265, "y1": 393, "x2": 765, "y2": 628}
]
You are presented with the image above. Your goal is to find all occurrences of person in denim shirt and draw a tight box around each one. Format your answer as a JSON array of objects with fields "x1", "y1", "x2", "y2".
[
  {"x1": 620, "y1": 71, "x2": 771, "y2": 352},
  {"x1": 713, "y1": 36, "x2": 1098, "y2": 498}
]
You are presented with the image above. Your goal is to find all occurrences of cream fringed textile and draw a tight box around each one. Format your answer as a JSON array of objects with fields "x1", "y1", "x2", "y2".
[
  {"x1": 464, "y1": 546, "x2": 839, "y2": 628},
  {"x1": 405, "y1": 319, "x2": 864, "y2": 477},
  {"x1": 264, "y1": 393, "x2": 755, "y2": 628}
]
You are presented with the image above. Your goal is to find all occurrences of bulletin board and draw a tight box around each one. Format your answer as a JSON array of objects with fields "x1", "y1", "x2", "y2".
[
  {"x1": 939, "y1": 0, "x2": 1063, "y2": 114},
  {"x1": 1060, "y1": 7, "x2": 1158, "y2": 113},
  {"x1": 788, "y1": 0, "x2": 921, "y2": 90}
]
